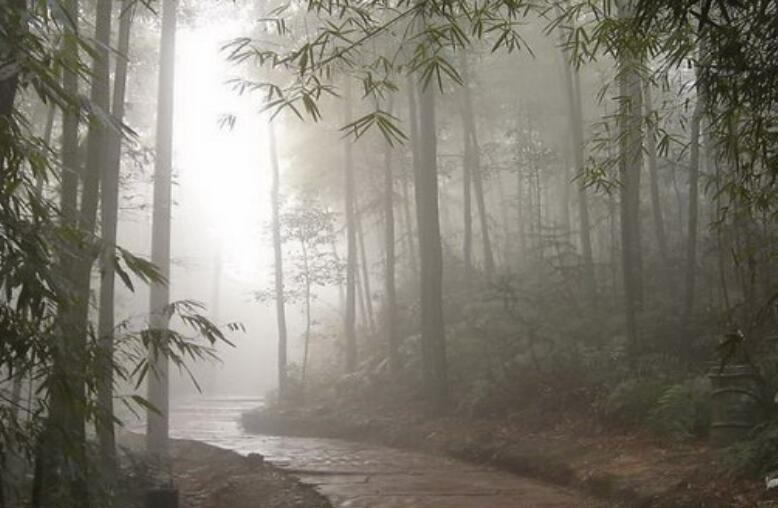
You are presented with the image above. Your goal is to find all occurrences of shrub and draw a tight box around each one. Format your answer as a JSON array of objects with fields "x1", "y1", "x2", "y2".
[
  {"x1": 602, "y1": 378, "x2": 668, "y2": 427},
  {"x1": 724, "y1": 419, "x2": 778, "y2": 476},
  {"x1": 649, "y1": 377, "x2": 711, "y2": 441}
]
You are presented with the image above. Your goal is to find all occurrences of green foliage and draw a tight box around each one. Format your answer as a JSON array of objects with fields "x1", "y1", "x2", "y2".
[
  {"x1": 602, "y1": 378, "x2": 668, "y2": 427},
  {"x1": 724, "y1": 419, "x2": 778, "y2": 477},
  {"x1": 649, "y1": 377, "x2": 711, "y2": 441}
]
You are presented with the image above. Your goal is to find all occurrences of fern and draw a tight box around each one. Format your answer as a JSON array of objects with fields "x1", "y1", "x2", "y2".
[{"x1": 649, "y1": 377, "x2": 711, "y2": 441}]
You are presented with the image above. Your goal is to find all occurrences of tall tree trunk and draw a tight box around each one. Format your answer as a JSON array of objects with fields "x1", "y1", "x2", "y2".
[
  {"x1": 269, "y1": 123, "x2": 288, "y2": 401},
  {"x1": 413, "y1": 74, "x2": 448, "y2": 411},
  {"x1": 343, "y1": 81, "x2": 357, "y2": 372},
  {"x1": 459, "y1": 53, "x2": 495, "y2": 277},
  {"x1": 644, "y1": 83, "x2": 669, "y2": 267},
  {"x1": 459, "y1": 91, "x2": 473, "y2": 282},
  {"x1": 97, "y1": 0, "x2": 133, "y2": 479},
  {"x1": 36, "y1": 0, "x2": 81, "y2": 501},
  {"x1": 617, "y1": 2, "x2": 644, "y2": 363},
  {"x1": 35, "y1": 105, "x2": 57, "y2": 196},
  {"x1": 571, "y1": 69, "x2": 595, "y2": 298},
  {"x1": 331, "y1": 239, "x2": 345, "y2": 311},
  {"x1": 383, "y1": 108, "x2": 399, "y2": 373},
  {"x1": 355, "y1": 198, "x2": 375, "y2": 334},
  {"x1": 356, "y1": 260, "x2": 368, "y2": 331},
  {"x1": 403, "y1": 82, "x2": 420, "y2": 278},
  {"x1": 146, "y1": 0, "x2": 177, "y2": 456},
  {"x1": 682, "y1": 86, "x2": 704, "y2": 355},
  {"x1": 516, "y1": 150, "x2": 526, "y2": 262},
  {"x1": 496, "y1": 171, "x2": 511, "y2": 266},
  {"x1": 301, "y1": 241, "x2": 311, "y2": 383}
]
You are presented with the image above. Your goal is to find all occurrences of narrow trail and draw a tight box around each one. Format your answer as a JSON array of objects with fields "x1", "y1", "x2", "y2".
[{"x1": 165, "y1": 397, "x2": 600, "y2": 508}]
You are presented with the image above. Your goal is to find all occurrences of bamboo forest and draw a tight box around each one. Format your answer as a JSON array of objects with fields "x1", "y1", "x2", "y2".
[{"x1": 2, "y1": 0, "x2": 778, "y2": 507}]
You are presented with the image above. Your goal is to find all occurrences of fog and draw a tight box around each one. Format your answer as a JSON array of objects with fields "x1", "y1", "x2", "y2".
[{"x1": 3, "y1": 0, "x2": 777, "y2": 505}]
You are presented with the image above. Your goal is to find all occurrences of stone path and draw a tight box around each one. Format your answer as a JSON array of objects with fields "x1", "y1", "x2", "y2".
[{"x1": 166, "y1": 397, "x2": 600, "y2": 508}]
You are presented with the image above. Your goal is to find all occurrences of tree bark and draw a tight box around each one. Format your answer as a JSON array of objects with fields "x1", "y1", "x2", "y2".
[
  {"x1": 617, "y1": 2, "x2": 644, "y2": 363},
  {"x1": 383, "y1": 106, "x2": 399, "y2": 373},
  {"x1": 644, "y1": 83, "x2": 669, "y2": 267},
  {"x1": 458, "y1": 91, "x2": 473, "y2": 282},
  {"x1": 97, "y1": 0, "x2": 133, "y2": 478},
  {"x1": 301, "y1": 240, "x2": 311, "y2": 383},
  {"x1": 570, "y1": 68, "x2": 595, "y2": 298},
  {"x1": 459, "y1": 53, "x2": 495, "y2": 277},
  {"x1": 682, "y1": 86, "x2": 704, "y2": 356},
  {"x1": 413, "y1": 74, "x2": 448, "y2": 411},
  {"x1": 343, "y1": 81, "x2": 357, "y2": 372},
  {"x1": 404, "y1": 79, "x2": 420, "y2": 279},
  {"x1": 355, "y1": 196, "x2": 375, "y2": 334},
  {"x1": 146, "y1": 0, "x2": 177, "y2": 456},
  {"x1": 269, "y1": 123, "x2": 289, "y2": 401}
]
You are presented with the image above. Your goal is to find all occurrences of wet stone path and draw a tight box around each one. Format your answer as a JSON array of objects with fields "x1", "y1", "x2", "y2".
[{"x1": 167, "y1": 398, "x2": 599, "y2": 508}]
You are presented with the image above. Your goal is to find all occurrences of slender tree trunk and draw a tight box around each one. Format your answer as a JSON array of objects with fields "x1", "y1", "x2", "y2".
[
  {"x1": 35, "y1": 0, "x2": 80, "y2": 500},
  {"x1": 331, "y1": 238, "x2": 345, "y2": 311},
  {"x1": 571, "y1": 69, "x2": 595, "y2": 298},
  {"x1": 644, "y1": 83, "x2": 669, "y2": 266},
  {"x1": 533, "y1": 158, "x2": 543, "y2": 261},
  {"x1": 344, "y1": 81, "x2": 357, "y2": 372},
  {"x1": 269, "y1": 123, "x2": 288, "y2": 401},
  {"x1": 413, "y1": 74, "x2": 448, "y2": 411},
  {"x1": 35, "y1": 105, "x2": 56, "y2": 196},
  {"x1": 405, "y1": 77, "x2": 420, "y2": 279},
  {"x1": 516, "y1": 156, "x2": 526, "y2": 262},
  {"x1": 496, "y1": 171, "x2": 511, "y2": 266},
  {"x1": 402, "y1": 157, "x2": 419, "y2": 278},
  {"x1": 459, "y1": 93, "x2": 473, "y2": 282},
  {"x1": 383, "y1": 107, "x2": 399, "y2": 373},
  {"x1": 146, "y1": 0, "x2": 177, "y2": 456},
  {"x1": 617, "y1": 2, "x2": 644, "y2": 363},
  {"x1": 96, "y1": 0, "x2": 132, "y2": 479},
  {"x1": 356, "y1": 260, "x2": 368, "y2": 331},
  {"x1": 301, "y1": 241, "x2": 311, "y2": 383},
  {"x1": 355, "y1": 199, "x2": 375, "y2": 334},
  {"x1": 682, "y1": 87, "x2": 704, "y2": 355},
  {"x1": 459, "y1": 53, "x2": 495, "y2": 277}
]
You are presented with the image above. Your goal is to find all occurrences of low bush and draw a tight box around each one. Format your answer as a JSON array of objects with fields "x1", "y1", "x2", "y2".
[
  {"x1": 602, "y1": 378, "x2": 668, "y2": 427},
  {"x1": 649, "y1": 377, "x2": 711, "y2": 441},
  {"x1": 724, "y1": 419, "x2": 778, "y2": 476}
]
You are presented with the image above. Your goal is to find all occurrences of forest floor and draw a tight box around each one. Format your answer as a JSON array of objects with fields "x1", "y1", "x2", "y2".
[
  {"x1": 118, "y1": 433, "x2": 331, "y2": 508},
  {"x1": 241, "y1": 400, "x2": 777, "y2": 507}
]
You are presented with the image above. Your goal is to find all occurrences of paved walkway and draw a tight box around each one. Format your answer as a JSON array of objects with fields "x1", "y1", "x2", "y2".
[{"x1": 166, "y1": 397, "x2": 599, "y2": 508}]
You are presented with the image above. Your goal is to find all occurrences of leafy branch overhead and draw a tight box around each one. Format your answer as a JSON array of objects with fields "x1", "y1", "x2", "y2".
[{"x1": 223, "y1": 0, "x2": 535, "y2": 139}]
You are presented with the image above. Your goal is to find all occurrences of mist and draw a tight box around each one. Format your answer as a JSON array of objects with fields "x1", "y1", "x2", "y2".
[{"x1": 2, "y1": 0, "x2": 777, "y2": 506}]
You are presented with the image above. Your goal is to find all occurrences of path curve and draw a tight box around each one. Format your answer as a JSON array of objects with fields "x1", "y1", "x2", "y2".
[{"x1": 168, "y1": 397, "x2": 600, "y2": 508}]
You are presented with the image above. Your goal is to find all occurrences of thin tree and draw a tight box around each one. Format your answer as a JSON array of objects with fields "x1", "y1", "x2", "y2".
[
  {"x1": 682, "y1": 74, "x2": 705, "y2": 356},
  {"x1": 459, "y1": 52, "x2": 495, "y2": 277},
  {"x1": 34, "y1": 0, "x2": 81, "y2": 500},
  {"x1": 355, "y1": 194, "x2": 376, "y2": 334},
  {"x1": 413, "y1": 72, "x2": 448, "y2": 411},
  {"x1": 269, "y1": 122, "x2": 289, "y2": 401},
  {"x1": 617, "y1": 2, "x2": 644, "y2": 363},
  {"x1": 644, "y1": 83, "x2": 669, "y2": 267},
  {"x1": 561, "y1": 57, "x2": 595, "y2": 298},
  {"x1": 458, "y1": 83, "x2": 473, "y2": 282},
  {"x1": 344, "y1": 81, "x2": 358, "y2": 372},
  {"x1": 382, "y1": 101, "x2": 399, "y2": 373},
  {"x1": 96, "y1": 0, "x2": 133, "y2": 479},
  {"x1": 147, "y1": 0, "x2": 177, "y2": 456}
]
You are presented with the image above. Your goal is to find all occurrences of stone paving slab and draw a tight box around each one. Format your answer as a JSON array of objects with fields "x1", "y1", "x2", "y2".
[{"x1": 163, "y1": 398, "x2": 601, "y2": 508}]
